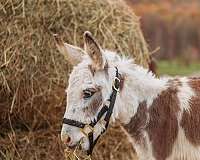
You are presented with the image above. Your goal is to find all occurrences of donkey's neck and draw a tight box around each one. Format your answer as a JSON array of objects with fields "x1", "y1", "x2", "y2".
[{"x1": 111, "y1": 60, "x2": 168, "y2": 124}]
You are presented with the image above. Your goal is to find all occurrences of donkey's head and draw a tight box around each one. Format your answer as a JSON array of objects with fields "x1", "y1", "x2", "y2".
[{"x1": 54, "y1": 32, "x2": 121, "y2": 152}]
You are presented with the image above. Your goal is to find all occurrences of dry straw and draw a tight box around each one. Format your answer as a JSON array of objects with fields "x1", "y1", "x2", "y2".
[{"x1": 0, "y1": 0, "x2": 149, "y2": 159}]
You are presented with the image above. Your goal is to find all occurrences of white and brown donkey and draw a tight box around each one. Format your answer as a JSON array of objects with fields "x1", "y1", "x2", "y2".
[{"x1": 54, "y1": 31, "x2": 200, "y2": 160}]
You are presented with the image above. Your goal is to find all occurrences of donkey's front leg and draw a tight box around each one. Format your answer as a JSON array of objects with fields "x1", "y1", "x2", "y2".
[
  {"x1": 121, "y1": 126, "x2": 156, "y2": 160},
  {"x1": 133, "y1": 133, "x2": 156, "y2": 160}
]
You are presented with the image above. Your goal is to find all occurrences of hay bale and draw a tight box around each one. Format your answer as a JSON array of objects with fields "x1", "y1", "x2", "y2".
[
  {"x1": 0, "y1": 0, "x2": 149, "y2": 128},
  {"x1": 0, "y1": 0, "x2": 149, "y2": 159}
]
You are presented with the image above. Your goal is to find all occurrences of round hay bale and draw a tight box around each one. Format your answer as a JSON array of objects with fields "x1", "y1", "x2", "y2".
[{"x1": 0, "y1": 0, "x2": 148, "y2": 159}]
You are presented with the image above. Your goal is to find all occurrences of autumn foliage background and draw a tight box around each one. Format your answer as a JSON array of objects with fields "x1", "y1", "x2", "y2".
[{"x1": 128, "y1": 0, "x2": 200, "y2": 63}]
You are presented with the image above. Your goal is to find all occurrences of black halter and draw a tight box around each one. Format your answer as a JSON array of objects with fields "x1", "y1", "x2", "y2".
[{"x1": 62, "y1": 67, "x2": 121, "y2": 155}]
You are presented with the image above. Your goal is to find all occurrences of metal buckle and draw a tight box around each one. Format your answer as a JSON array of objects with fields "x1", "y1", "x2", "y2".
[
  {"x1": 80, "y1": 124, "x2": 94, "y2": 136},
  {"x1": 112, "y1": 77, "x2": 120, "y2": 92},
  {"x1": 100, "y1": 119, "x2": 107, "y2": 129}
]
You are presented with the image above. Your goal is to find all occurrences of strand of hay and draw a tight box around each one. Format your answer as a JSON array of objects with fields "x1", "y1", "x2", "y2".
[{"x1": 0, "y1": 0, "x2": 149, "y2": 159}]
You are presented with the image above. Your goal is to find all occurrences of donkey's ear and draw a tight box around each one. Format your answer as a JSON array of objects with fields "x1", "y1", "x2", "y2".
[
  {"x1": 84, "y1": 31, "x2": 106, "y2": 70},
  {"x1": 54, "y1": 34, "x2": 84, "y2": 65}
]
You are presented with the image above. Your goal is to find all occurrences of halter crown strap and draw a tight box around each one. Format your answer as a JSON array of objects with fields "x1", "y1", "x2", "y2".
[{"x1": 62, "y1": 67, "x2": 120, "y2": 155}]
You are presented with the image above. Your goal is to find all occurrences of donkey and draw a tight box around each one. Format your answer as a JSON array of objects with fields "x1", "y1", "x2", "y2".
[{"x1": 54, "y1": 31, "x2": 200, "y2": 160}]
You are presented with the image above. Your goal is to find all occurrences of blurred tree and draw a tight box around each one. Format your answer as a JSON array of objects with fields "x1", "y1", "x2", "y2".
[{"x1": 125, "y1": 0, "x2": 200, "y2": 61}]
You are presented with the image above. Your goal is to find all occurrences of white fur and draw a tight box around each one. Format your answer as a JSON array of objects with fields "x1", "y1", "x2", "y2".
[
  {"x1": 134, "y1": 132, "x2": 156, "y2": 160},
  {"x1": 167, "y1": 127, "x2": 200, "y2": 160},
  {"x1": 177, "y1": 77, "x2": 195, "y2": 113}
]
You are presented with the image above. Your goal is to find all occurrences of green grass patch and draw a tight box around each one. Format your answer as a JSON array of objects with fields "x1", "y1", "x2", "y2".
[{"x1": 157, "y1": 60, "x2": 200, "y2": 76}]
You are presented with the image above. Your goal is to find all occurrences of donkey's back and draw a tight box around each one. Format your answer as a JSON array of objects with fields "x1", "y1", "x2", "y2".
[{"x1": 126, "y1": 77, "x2": 200, "y2": 160}]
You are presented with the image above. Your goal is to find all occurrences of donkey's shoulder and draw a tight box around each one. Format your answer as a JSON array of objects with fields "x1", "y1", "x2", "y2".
[{"x1": 180, "y1": 77, "x2": 200, "y2": 147}]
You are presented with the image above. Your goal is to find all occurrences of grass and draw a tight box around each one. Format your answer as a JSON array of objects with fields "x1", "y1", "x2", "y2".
[{"x1": 158, "y1": 60, "x2": 200, "y2": 76}]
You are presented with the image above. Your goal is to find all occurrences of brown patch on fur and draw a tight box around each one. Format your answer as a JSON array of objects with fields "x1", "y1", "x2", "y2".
[
  {"x1": 124, "y1": 101, "x2": 148, "y2": 143},
  {"x1": 181, "y1": 78, "x2": 200, "y2": 146},
  {"x1": 125, "y1": 80, "x2": 181, "y2": 160},
  {"x1": 83, "y1": 89, "x2": 103, "y2": 117},
  {"x1": 146, "y1": 80, "x2": 180, "y2": 160},
  {"x1": 104, "y1": 61, "x2": 109, "y2": 76},
  {"x1": 119, "y1": 74, "x2": 125, "y2": 92}
]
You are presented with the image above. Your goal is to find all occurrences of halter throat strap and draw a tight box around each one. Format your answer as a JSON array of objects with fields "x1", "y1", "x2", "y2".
[{"x1": 62, "y1": 67, "x2": 121, "y2": 155}]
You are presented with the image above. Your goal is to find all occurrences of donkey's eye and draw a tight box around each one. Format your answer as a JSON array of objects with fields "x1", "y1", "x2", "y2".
[{"x1": 83, "y1": 89, "x2": 95, "y2": 99}]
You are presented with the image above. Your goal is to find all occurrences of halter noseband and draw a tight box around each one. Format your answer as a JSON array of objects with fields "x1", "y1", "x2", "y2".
[{"x1": 62, "y1": 67, "x2": 121, "y2": 155}]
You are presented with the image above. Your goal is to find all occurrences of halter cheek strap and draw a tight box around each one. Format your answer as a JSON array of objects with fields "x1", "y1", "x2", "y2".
[{"x1": 62, "y1": 67, "x2": 120, "y2": 155}]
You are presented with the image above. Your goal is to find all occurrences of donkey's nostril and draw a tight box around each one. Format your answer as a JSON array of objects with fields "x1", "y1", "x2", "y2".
[
  {"x1": 63, "y1": 135, "x2": 71, "y2": 145},
  {"x1": 66, "y1": 136, "x2": 71, "y2": 143}
]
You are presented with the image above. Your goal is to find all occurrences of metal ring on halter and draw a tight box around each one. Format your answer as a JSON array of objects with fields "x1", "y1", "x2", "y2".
[
  {"x1": 112, "y1": 77, "x2": 120, "y2": 92},
  {"x1": 80, "y1": 124, "x2": 94, "y2": 136}
]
